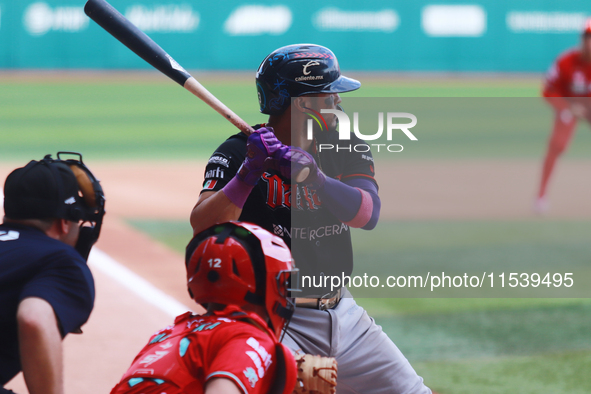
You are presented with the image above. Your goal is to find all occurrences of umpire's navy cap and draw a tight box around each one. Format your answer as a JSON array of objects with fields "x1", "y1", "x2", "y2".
[{"x1": 4, "y1": 156, "x2": 82, "y2": 221}]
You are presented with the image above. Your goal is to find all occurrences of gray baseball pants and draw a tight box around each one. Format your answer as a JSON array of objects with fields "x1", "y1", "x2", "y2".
[{"x1": 282, "y1": 288, "x2": 432, "y2": 394}]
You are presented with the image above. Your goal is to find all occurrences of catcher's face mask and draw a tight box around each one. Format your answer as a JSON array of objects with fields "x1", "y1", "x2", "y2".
[{"x1": 56, "y1": 152, "x2": 106, "y2": 260}]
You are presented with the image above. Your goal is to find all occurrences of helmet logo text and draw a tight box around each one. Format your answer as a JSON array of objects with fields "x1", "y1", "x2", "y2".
[{"x1": 303, "y1": 60, "x2": 320, "y2": 75}]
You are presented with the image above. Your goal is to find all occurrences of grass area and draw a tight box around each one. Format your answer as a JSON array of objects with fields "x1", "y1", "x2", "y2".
[
  {"x1": 6, "y1": 74, "x2": 589, "y2": 162},
  {"x1": 127, "y1": 218, "x2": 591, "y2": 393},
  {"x1": 418, "y1": 351, "x2": 591, "y2": 394},
  {"x1": 348, "y1": 221, "x2": 591, "y2": 298},
  {"x1": 127, "y1": 218, "x2": 194, "y2": 254},
  {"x1": 5, "y1": 74, "x2": 589, "y2": 393},
  {"x1": 0, "y1": 80, "x2": 257, "y2": 161}
]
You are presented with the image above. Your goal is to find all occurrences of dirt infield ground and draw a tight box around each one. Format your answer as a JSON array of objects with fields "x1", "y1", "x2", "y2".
[{"x1": 2, "y1": 158, "x2": 590, "y2": 393}]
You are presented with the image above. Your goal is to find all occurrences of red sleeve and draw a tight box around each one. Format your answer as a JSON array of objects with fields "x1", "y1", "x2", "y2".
[
  {"x1": 202, "y1": 325, "x2": 277, "y2": 394},
  {"x1": 543, "y1": 52, "x2": 574, "y2": 111}
]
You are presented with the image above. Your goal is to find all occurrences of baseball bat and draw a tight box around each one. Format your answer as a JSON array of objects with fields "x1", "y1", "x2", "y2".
[
  {"x1": 84, "y1": 0, "x2": 311, "y2": 183},
  {"x1": 83, "y1": 0, "x2": 253, "y2": 135}
]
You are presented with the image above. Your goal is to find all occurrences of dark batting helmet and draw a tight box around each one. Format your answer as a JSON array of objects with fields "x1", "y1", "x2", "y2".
[
  {"x1": 256, "y1": 43, "x2": 361, "y2": 115},
  {"x1": 185, "y1": 222, "x2": 299, "y2": 338}
]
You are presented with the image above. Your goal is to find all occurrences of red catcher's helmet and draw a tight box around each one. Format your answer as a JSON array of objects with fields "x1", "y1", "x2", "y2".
[
  {"x1": 584, "y1": 18, "x2": 591, "y2": 35},
  {"x1": 186, "y1": 222, "x2": 299, "y2": 338}
]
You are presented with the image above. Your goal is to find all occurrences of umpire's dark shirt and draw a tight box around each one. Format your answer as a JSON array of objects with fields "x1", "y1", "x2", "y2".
[{"x1": 0, "y1": 223, "x2": 94, "y2": 385}]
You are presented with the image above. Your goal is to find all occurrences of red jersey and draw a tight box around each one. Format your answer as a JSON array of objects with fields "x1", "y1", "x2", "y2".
[
  {"x1": 543, "y1": 49, "x2": 591, "y2": 98},
  {"x1": 110, "y1": 306, "x2": 296, "y2": 394}
]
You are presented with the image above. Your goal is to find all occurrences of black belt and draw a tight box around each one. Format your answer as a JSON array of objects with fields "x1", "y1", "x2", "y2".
[{"x1": 295, "y1": 288, "x2": 342, "y2": 310}]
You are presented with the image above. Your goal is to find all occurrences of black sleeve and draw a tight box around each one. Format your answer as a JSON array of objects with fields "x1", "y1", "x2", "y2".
[
  {"x1": 201, "y1": 133, "x2": 247, "y2": 194},
  {"x1": 341, "y1": 134, "x2": 378, "y2": 188},
  {"x1": 19, "y1": 250, "x2": 94, "y2": 337}
]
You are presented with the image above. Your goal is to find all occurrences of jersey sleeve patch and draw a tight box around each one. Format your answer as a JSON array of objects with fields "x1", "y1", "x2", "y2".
[
  {"x1": 202, "y1": 147, "x2": 242, "y2": 193},
  {"x1": 208, "y1": 154, "x2": 231, "y2": 168}
]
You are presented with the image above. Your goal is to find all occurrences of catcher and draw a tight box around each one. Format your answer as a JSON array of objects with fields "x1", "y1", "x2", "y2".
[{"x1": 110, "y1": 222, "x2": 337, "y2": 394}]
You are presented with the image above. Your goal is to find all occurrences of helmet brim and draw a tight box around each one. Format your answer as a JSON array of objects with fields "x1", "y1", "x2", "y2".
[
  {"x1": 297, "y1": 75, "x2": 361, "y2": 98},
  {"x1": 322, "y1": 75, "x2": 361, "y2": 94}
]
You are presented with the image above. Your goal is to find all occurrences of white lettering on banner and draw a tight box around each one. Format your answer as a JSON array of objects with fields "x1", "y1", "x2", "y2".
[
  {"x1": 24, "y1": 2, "x2": 88, "y2": 36},
  {"x1": 422, "y1": 5, "x2": 486, "y2": 37},
  {"x1": 507, "y1": 12, "x2": 587, "y2": 33},
  {"x1": 125, "y1": 5, "x2": 199, "y2": 33},
  {"x1": 313, "y1": 8, "x2": 399, "y2": 33},
  {"x1": 224, "y1": 5, "x2": 291, "y2": 36}
]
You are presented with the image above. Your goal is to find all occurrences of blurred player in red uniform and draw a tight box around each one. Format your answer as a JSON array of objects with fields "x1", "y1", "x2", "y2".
[
  {"x1": 536, "y1": 19, "x2": 591, "y2": 212},
  {"x1": 110, "y1": 222, "x2": 299, "y2": 394}
]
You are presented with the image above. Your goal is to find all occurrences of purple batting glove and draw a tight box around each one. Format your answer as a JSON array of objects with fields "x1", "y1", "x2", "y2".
[
  {"x1": 268, "y1": 144, "x2": 291, "y2": 178},
  {"x1": 272, "y1": 146, "x2": 326, "y2": 188},
  {"x1": 237, "y1": 127, "x2": 283, "y2": 186}
]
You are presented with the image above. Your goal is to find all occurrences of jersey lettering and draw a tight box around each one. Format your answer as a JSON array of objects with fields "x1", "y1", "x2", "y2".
[
  {"x1": 571, "y1": 71, "x2": 587, "y2": 94},
  {"x1": 272, "y1": 224, "x2": 291, "y2": 238},
  {"x1": 243, "y1": 367, "x2": 259, "y2": 388},
  {"x1": 294, "y1": 185, "x2": 322, "y2": 211},
  {"x1": 246, "y1": 337, "x2": 273, "y2": 370},
  {"x1": 0, "y1": 230, "x2": 20, "y2": 241},
  {"x1": 246, "y1": 351, "x2": 266, "y2": 378},
  {"x1": 546, "y1": 63, "x2": 559, "y2": 82},
  {"x1": 205, "y1": 168, "x2": 225, "y2": 179},
  {"x1": 262, "y1": 173, "x2": 291, "y2": 209},
  {"x1": 139, "y1": 350, "x2": 169, "y2": 367}
]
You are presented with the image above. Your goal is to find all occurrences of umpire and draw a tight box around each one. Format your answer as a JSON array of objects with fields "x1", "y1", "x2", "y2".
[{"x1": 0, "y1": 153, "x2": 105, "y2": 394}]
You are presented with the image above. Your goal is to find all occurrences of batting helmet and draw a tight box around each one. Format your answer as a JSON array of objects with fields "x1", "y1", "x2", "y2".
[
  {"x1": 256, "y1": 43, "x2": 361, "y2": 115},
  {"x1": 185, "y1": 222, "x2": 299, "y2": 338},
  {"x1": 584, "y1": 18, "x2": 591, "y2": 35}
]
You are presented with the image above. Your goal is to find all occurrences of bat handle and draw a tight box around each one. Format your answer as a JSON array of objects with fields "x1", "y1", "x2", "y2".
[
  {"x1": 184, "y1": 77, "x2": 254, "y2": 135},
  {"x1": 183, "y1": 77, "x2": 309, "y2": 181}
]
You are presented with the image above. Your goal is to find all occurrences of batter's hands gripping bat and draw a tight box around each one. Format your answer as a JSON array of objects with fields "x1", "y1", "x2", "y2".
[{"x1": 83, "y1": 0, "x2": 253, "y2": 135}]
